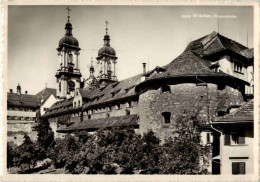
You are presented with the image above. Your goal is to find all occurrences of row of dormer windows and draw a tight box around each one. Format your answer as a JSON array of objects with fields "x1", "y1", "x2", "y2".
[
  {"x1": 83, "y1": 101, "x2": 134, "y2": 116},
  {"x1": 7, "y1": 116, "x2": 36, "y2": 121},
  {"x1": 7, "y1": 107, "x2": 37, "y2": 112}
]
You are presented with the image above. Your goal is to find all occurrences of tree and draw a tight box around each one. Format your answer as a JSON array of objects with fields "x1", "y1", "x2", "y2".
[
  {"x1": 158, "y1": 111, "x2": 211, "y2": 174},
  {"x1": 35, "y1": 117, "x2": 55, "y2": 150},
  {"x1": 13, "y1": 134, "x2": 39, "y2": 172}
]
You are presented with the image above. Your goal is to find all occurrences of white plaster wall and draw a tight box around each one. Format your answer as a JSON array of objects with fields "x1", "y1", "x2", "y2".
[
  {"x1": 220, "y1": 128, "x2": 254, "y2": 175},
  {"x1": 40, "y1": 94, "x2": 57, "y2": 115},
  {"x1": 7, "y1": 110, "x2": 36, "y2": 117},
  {"x1": 218, "y1": 56, "x2": 248, "y2": 82}
]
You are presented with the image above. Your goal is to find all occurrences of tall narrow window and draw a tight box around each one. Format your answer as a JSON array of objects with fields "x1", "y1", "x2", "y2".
[
  {"x1": 224, "y1": 133, "x2": 231, "y2": 145},
  {"x1": 78, "y1": 100, "x2": 80, "y2": 107},
  {"x1": 232, "y1": 162, "x2": 246, "y2": 175},
  {"x1": 162, "y1": 112, "x2": 171, "y2": 124},
  {"x1": 207, "y1": 133, "x2": 211, "y2": 143}
]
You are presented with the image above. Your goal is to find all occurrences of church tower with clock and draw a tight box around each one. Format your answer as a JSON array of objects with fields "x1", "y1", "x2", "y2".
[{"x1": 56, "y1": 7, "x2": 82, "y2": 99}]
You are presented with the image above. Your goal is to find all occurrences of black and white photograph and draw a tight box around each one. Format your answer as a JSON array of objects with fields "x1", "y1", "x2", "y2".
[{"x1": 2, "y1": 2, "x2": 259, "y2": 181}]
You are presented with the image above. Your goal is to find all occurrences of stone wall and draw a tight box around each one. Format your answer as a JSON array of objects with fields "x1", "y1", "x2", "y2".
[{"x1": 138, "y1": 83, "x2": 244, "y2": 141}]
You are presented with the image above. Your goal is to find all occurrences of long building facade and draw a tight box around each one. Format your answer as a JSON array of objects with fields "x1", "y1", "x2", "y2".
[{"x1": 42, "y1": 11, "x2": 254, "y2": 175}]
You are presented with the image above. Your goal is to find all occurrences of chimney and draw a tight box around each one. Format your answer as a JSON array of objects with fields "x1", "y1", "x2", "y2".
[
  {"x1": 25, "y1": 91, "x2": 28, "y2": 94},
  {"x1": 142, "y1": 63, "x2": 147, "y2": 74},
  {"x1": 10, "y1": 89, "x2": 13, "y2": 93},
  {"x1": 17, "y1": 84, "x2": 21, "y2": 95}
]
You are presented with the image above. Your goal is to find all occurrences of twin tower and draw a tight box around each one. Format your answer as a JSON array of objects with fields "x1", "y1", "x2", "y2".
[{"x1": 56, "y1": 8, "x2": 118, "y2": 99}]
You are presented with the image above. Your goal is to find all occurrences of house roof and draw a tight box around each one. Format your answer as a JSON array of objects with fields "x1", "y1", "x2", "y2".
[
  {"x1": 56, "y1": 114, "x2": 139, "y2": 132},
  {"x1": 147, "y1": 50, "x2": 226, "y2": 81},
  {"x1": 212, "y1": 100, "x2": 253, "y2": 123},
  {"x1": 82, "y1": 74, "x2": 142, "y2": 110},
  {"x1": 36, "y1": 88, "x2": 56, "y2": 100},
  {"x1": 7, "y1": 93, "x2": 40, "y2": 108},
  {"x1": 78, "y1": 88, "x2": 94, "y2": 99},
  {"x1": 186, "y1": 31, "x2": 254, "y2": 60},
  {"x1": 43, "y1": 98, "x2": 74, "y2": 118}
]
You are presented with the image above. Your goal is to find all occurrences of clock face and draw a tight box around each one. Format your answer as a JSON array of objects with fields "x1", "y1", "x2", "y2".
[{"x1": 68, "y1": 80, "x2": 75, "y2": 88}]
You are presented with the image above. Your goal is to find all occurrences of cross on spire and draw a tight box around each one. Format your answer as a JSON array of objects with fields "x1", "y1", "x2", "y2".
[
  {"x1": 105, "y1": 20, "x2": 109, "y2": 34},
  {"x1": 66, "y1": 6, "x2": 71, "y2": 22}
]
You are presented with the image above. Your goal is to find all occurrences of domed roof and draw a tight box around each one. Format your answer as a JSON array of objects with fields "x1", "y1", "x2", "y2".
[
  {"x1": 58, "y1": 35, "x2": 79, "y2": 48},
  {"x1": 98, "y1": 46, "x2": 116, "y2": 56}
]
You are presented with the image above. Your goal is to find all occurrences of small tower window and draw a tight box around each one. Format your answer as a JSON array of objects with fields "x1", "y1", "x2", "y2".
[
  {"x1": 59, "y1": 82, "x2": 61, "y2": 92},
  {"x1": 106, "y1": 113, "x2": 110, "y2": 118},
  {"x1": 162, "y1": 112, "x2": 171, "y2": 124},
  {"x1": 88, "y1": 115, "x2": 91, "y2": 120},
  {"x1": 78, "y1": 100, "x2": 80, "y2": 107},
  {"x1": 161, "y1": 85, "x2": 171, "y2": 93},
  {"x1": 126, "y1": 109, "x2": 130, "y2": 116}
]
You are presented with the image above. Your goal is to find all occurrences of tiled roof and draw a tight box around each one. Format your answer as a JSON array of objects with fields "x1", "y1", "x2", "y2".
[
  {"x1": 187, "y1": 31, "x2": 253, "y2": 60},
  {"x1": 7, "y1": 93, "x2": 40, "y2": 108},
  {"x1": 36, "y1": 88, "x2": 56, "y2": 100},
  {"x1": 82, "y1": 74, "x2": 142, "y2": 110},
  {"x1": 213, "y1": 100, "x2": 253, "y2": 122},
  {"x1": 146, "y1": 50, "x2": 226, "y2": 81},
  {"x1": 43, "y1": 98, "x2": 74, "y2": 117},
  {"x1": 57, "y1": 114, "x2": 139, "y2": 132},
  {"x1": 78, "y1": 88, "x2": 94, "y2": 99}
]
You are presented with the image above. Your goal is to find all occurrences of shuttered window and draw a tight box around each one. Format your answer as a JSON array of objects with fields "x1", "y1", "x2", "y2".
[
  {"x1": 231, "y1": 131, "x2": 245, "y2": 145},
  {"x1": 232, "y1": 162, "x2": 245, "y2": 175},
  {"x1": 238, "y1": 132, "x2": 245, "y2": 144},
  {"x1": 224, "y1": 133, "x2": 231, "y2": 145}
]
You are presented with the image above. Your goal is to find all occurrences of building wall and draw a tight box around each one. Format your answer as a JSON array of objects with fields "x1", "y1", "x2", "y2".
[
  {"x1": 138, "y1": 83, "x2": 244, "y2": 141},
  {"x1": 83, "y1": 100, "x2": 138, "y2": 120},
  {"x1": 73, "y1": 90, "x2": 83, "y2": 108},
  {"x1": 7, "y1": 108, "x2": 38, "y2": 146},
  {"x1": 7, "y1": 121, "x2": 36, "y2": 146},
  {"x1": 218, "y1": 55, "x2": 248, "y2": 82},
  {"x1": 219, "y1": 126, "x2": 254, "y2": 175},
  {"x1": 40, "y1": 94, "x2": 57, "y2": 115}
]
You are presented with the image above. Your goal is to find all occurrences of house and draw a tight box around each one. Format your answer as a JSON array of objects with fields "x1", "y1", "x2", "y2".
[
  {"x1": 7, "y1": 84, "x2": 40, "y2": 146},
  {"x1": 211, "y1": 100, "x2": 254, "y2": 175},
  {"x1": 36, "y1": 87, "x2": 57, "y2": 115},
  {"x1": 7, "y1": 85, "x2": 57, "y2": 146}
]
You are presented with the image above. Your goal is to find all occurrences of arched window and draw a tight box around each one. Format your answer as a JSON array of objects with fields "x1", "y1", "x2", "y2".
[
  {"x1": 78, "y1": 100, "x2": 80, "y2": 107},
  {"x1": 161, "y1": 85, "x2": 171, "y2": 93},
  {"x1": 161, "y1": 112, "x2": 171, "y2": 124}
]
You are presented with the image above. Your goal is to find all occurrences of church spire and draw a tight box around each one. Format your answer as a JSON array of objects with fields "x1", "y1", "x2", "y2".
[
  {"x1": 65, "y1": 6, "x2": 72, "y2": 36},
  {"x1": 104, "y1": 20, "x2": 110, "y2": 46}
]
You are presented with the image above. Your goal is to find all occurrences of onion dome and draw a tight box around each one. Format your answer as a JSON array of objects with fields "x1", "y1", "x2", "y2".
[
  {"x1": 57, "y1": 16, "x2": 80, "y2": 51},
  {"x1": 97, "y1": 22, "x2": 117, "y2": 60}
]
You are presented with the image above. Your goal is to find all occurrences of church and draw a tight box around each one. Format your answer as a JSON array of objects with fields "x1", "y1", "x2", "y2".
[{"x1": 42, "y1": 8, "x2": 254, "y2": 175}]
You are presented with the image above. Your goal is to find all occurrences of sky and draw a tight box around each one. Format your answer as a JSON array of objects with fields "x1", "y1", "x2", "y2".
[{"x1": 8, "y1": 5, "x2": 253, "y2": 94}]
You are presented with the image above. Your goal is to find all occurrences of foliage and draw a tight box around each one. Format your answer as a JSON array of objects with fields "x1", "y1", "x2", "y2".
[
  {"x1": 35, "y1": 117, "x2": 55, "y2": 151},
  {"x1": 12, "y1": 134, "x2": 39, "y2": 172},
  {"x1": 7, "y1": 143, "x2": 15, "y2": 168},
  {"x1": 8, "y1": 112, "x2": 210, "y2": 174},
  {"x1": 158, "y1": 111, "x2": 211, "y2": 174}
]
